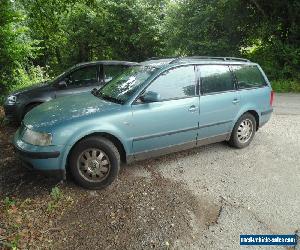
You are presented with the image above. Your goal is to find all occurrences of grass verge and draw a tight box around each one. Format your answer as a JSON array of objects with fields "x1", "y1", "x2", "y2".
[{"x1": 271, "y1": 79, "x2": 300, "y2": 93}]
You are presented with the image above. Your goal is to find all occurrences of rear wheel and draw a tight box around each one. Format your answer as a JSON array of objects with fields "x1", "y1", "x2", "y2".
[
  {"x1": 229, "y1": 113, "x2": 256, "y2": 148},
  {"x1": 69, "y1": 136, "x2": 120, "y2": 189}
]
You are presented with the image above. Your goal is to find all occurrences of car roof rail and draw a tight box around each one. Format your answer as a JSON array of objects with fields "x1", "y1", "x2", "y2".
[
  {"x1": 144, "y1": 56, "x2": 179, "y2": 61},
  {"x1": 170, "y1": 56, "x2": 250, "y2": 63}
]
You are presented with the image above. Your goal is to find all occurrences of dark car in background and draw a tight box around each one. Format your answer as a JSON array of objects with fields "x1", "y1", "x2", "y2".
[{"x1": 4, "y1": 60, "x2": 138, "y2": 123}]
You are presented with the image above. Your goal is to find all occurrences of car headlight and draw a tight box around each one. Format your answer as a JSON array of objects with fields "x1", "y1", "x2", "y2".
[
  {"x1": 6, "y1": 95, "x2": 17, "y2": 105},
  {"x1": 22, "y1": 127, "x2": 52, "y2": 146}
]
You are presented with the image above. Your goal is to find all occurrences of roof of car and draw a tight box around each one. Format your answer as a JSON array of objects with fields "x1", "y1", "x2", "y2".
[
  {"x1": 142, "y1": 56, "x2": 256, "y2": 69},
  {"x1": 140, "y1": 58, "x2": 177, "y2": 66},
  {"x1": 75, "y1": 60, "x2": 139, "y2": 67},
  {"x1": 140, "y1": 56, "x2": 257, "y2": 70}
]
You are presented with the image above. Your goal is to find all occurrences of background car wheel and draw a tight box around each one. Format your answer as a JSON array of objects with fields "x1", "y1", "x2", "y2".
[
  {"x1": 229, "y1": 112, "x2": 256, "y2": 149},
  {"x1": 69, "y1": 136, "x2": 120, "y2": 189}
]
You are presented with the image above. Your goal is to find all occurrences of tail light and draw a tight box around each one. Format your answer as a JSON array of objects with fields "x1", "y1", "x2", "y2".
[{"x1": 270, "y1": 91, "x2": 274, "y2": 106}]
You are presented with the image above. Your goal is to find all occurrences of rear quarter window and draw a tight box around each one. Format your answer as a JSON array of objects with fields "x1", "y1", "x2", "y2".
[{"x1": 232, "y1": 65, "x2": 267, "y2": 89}]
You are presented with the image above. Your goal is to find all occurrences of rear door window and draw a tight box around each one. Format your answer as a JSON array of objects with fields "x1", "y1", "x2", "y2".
[
  {"x1": 232, "y1": 65, "x2": 267, "y2": 89},
  {"x1": 199, "y1": 65, "x2": 235, "y2": 94}
]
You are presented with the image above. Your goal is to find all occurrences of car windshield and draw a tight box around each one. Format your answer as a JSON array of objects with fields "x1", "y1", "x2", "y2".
[
  {"x1": 95, "y1": 66, "x2": 157, "y2": 104},
  {"x1": 50, "y1": 64, "x2": 79, "y2": 84},
  {"x1": 50, "y1": 71, "x2": 67, "y2": 83}
]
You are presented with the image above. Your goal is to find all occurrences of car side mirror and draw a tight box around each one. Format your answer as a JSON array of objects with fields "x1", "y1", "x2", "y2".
[
  {"x1": 140, "y1": 91, "x2": 160, "y2": 103},
  {"x1": 57, "y1": 80, "x2": 67, "y2": 88},
  {"x1": 91, "y1": 88, "x2": 98, "y2": 95}
]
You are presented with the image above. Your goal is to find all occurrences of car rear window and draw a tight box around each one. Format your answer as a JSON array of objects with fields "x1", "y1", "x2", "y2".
[{"x1": 232, "y1": 65, "x2": 267, "y2": 89}]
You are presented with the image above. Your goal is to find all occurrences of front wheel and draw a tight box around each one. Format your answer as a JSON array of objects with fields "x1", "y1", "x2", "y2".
[
  {"x1": 69, "y1": 136, "x2": 120, "y2": 189},
  {"x1": 229, "y1": 113, "x2": 256, "y2": 148}
]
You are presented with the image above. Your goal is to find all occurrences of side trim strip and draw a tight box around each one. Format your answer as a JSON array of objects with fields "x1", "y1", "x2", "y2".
[
  {"x1": 199, "y1": 120, "x2": 232, "y2": 129},
  {"x1": 261, "y1": 109, "x2": 273, "y2": 116},
  {"x1": 129, "y1": 133, "x2": 230, "y2": 162},
  {"x1": 132, "y1": 126, "x2": 199, "y2": 142},
  {"x1": 14, "y1": 145, "x2": 60, "y2": 159}
]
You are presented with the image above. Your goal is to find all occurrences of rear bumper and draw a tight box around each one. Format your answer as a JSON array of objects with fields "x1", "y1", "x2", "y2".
[
  {"x1": 260, "y1": 108, "x2": 273, "y2": 127},
  {"x1": 261, "y1": 108, "x2": 273, "y2": 116}
]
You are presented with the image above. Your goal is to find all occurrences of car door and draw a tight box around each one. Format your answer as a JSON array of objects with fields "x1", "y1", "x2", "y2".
[
  {"x1": 131, "y1": 65, "x2": 200, "y2": 159},
  {"x1": 198, "y1": 64, "x2": 240, "y2": 140},
  {"x1": 55, "y1": 65, "x2": 100, "y2": 98}
]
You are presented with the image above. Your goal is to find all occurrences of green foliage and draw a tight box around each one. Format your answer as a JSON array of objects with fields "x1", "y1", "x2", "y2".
[
  {"x1": 50, "y1": 186, "x2": 62, "y2": 201},
  {"x1": 10, "y1": 65, "x2": 50, "y2": 92},
  {"x1": 271, "y1": 80, "x2": 300, "y2": 93},
  {"x1": 20, "y1": 0, "x2": 167, "y2": 74},
  {"x1": 47, "y1": 187, "x2": 62, "y2": 212},
  {"x1": 163, "y1": 0, "x2": 300, "y2": 85},
  {"x1": 0, "y1": 0, "x2": 299, "y2": 95},
  {"x1": 3, "y1": 196, "x2": 16, "y2": 209},
  {"x1": 0, "y1": 0, "x2": 39, "y2": 94},
  {"x1": 163, "y1": 0, "x2": 250, "y2": 56}
]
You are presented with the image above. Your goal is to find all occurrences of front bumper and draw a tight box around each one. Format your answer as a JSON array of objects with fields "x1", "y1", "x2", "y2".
[
  {"x1": 13, "y1": 129, "x2": 66, "y2": 179},
  {"x1": 3, "y1": 103, "x2": 21, "y2": 122},
  {"x1": 15, "y1": 145, "x2": 60, "y2": 159}
]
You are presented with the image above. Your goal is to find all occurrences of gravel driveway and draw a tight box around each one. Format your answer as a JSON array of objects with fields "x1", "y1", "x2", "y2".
[{"x1": 1, "y1": 93, "x2": 299, "y2": 249}]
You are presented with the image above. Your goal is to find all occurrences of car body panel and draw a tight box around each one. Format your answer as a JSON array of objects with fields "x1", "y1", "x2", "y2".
[
  {"x1": 23, "y1": 93, "x2": 121, "y2": 130},
  {"x1": 130, "y1": 97, "x2": 200, "y2": 154},
  {"x1": 199, "y1": 91, "x2": 240, "y2": 139}
]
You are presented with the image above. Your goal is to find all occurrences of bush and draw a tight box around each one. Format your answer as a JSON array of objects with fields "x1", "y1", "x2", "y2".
[
  {"x1": 271, "y1": 80, "x2": 300, "y2": 93},
  {"x1": 9, "y1": 65, "x2": 50, "y2": 93},
  {"x1": 0, "y1": 65, "x2": 49, "y2": 104}
]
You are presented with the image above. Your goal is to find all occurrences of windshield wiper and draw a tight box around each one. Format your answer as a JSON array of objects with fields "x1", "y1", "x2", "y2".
[{"x1": 94, "y1": 92, "x2": 123, "y2": 104}]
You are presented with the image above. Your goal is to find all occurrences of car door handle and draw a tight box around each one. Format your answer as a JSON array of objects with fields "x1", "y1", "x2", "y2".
[
  {"x1": 232, "y1": 99, "x2": 240, "y2": 104},
  {"x1": 188, "y1": 105, "x2": 198, "y2": 112}
]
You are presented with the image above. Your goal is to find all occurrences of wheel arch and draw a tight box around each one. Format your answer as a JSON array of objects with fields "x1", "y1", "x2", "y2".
[
  {"x1": 247, "y1": 110, "x2": 260, "y2": 131},
  {"x1": 20, "y1": 101, "x2": 44, "y2": 120},
  {"x1": 232, "y1": 108, "x2": 260, "y2": 134},
  {"x1": 65, "y1": 132, "x2": 127, "y2": 172}
]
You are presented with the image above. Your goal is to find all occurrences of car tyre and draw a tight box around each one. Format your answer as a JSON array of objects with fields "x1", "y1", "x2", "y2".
[
  {"x1": 229, "y1": 112, "x2": 256, "y2": 149},
  {"x1": 69, "y1": 136, "x2": 120, "y2": 189}
]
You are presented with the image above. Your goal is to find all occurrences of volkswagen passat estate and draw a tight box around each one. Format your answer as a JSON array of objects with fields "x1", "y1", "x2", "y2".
[{"x1": 13, "y1": 57, "x2": 274, "y2": 189}]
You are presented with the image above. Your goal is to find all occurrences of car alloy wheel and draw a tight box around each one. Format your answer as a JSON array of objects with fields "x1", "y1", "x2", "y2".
[
  {"x1": 77, "y1": 148, "x2": 111, "y2": 182},
  {"x1": 237, "y1": 118, "x2": 253, "y2": 144}
]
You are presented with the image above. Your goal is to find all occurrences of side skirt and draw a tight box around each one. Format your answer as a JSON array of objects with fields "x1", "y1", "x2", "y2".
[{"x1": 127, "y1": 133, "x2": 230, "y2": 163}]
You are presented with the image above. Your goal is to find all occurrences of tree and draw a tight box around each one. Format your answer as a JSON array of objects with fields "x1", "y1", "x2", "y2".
[
  {"x1": 0, "y1": 0, "x2": 38, "y2": 93},
  {"x1": 163, "y1": 0, "x2": 300, "y2": 80}
]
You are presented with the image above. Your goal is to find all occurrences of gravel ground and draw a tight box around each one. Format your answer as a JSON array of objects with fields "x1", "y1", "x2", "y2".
[{"x1": 0, "y1": 93, "x2": 299, "y2": 249}]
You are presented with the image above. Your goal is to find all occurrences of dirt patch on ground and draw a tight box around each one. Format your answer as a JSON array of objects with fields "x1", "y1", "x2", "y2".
[
  {"x1": 0, "y1": 107, "x2": 221, "y2": 249},
  {"x1": 49, "y1": 169, "x2": 221, "y2": 250}
]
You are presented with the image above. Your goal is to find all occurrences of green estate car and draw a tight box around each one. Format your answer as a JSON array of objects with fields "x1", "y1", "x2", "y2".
[{"x1": 13, "y1": 56, "x2": 273, "y2": 189}]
